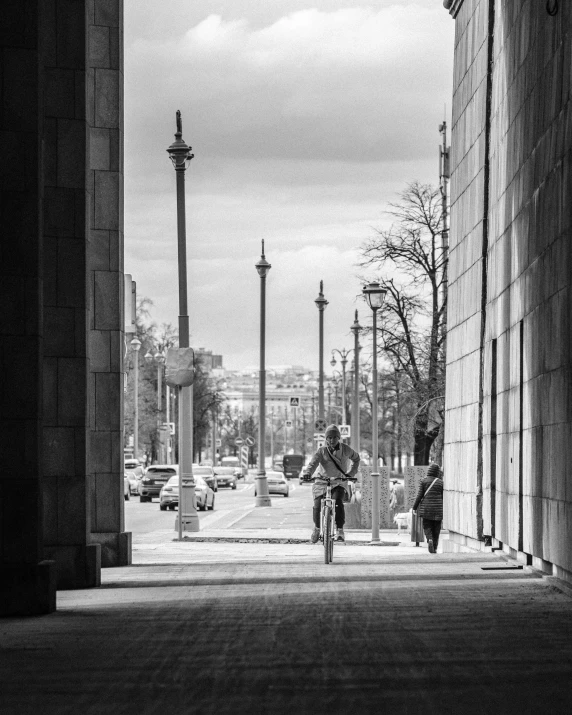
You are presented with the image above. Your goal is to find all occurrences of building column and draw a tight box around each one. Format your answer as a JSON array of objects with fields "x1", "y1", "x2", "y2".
[
  {"x1": 87, "y1": 0, "x2": 131, "y2": 566},
  {"x1": 0, "y1": 1, "x2": 56, "y2": 615}
]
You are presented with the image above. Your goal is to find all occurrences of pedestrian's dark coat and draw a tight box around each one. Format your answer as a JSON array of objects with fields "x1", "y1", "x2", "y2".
[{"x1": 413, "y1": 475, "x2": 443, "y2": 520}]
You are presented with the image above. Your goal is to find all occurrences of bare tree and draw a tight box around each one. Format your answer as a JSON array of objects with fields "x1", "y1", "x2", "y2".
[{"x1": 360, "y1": 181, "x2": 447, "y2": 465}]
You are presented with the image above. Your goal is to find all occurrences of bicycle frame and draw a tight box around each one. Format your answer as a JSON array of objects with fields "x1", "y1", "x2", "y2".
[{"x1": 320, "y1": 478, "x2": 336, "y2": 564}]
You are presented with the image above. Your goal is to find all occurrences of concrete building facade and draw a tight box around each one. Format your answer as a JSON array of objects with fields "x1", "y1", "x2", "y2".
[
  {"x1": 444, "y1": 0, "x2": 572, "y2": 582},
  {"x1": 1, "y1": 1, "x2": 129, "y2": 615}
]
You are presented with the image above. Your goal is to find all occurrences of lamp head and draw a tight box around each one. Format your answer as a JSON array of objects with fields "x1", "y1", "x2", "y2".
[
  {"x1": 130, "y1": 337, "x2": 142, "y2": 352},
  {"x1": 330, "y1": 355, "x2": 336, "y2": 367},
  {"x1": 362, "y1": 282, "x2": 387, "y2": 311},
  {"x1": 314, "y1": 279, "x2": 328, "y2": 312},
  {"x1": 255, "y1": 239, "x2": 271, "y2": 277},
  {"x1": 166, "y1": 110, "x2": 194, "y2": 171},
  {"x1": 350, "y1": 309, "x2": 362, "y2": 335},
  {"x1": 144, "y1": 351, "x2": 153, "y2": 363}
]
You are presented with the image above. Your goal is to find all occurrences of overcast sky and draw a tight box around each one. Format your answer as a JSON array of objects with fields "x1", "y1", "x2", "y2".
[{"x1": 124, "y1": 1, "x2": 454, "y2": 371}]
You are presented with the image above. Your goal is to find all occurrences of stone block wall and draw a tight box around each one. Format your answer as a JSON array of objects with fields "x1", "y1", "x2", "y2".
[
  {"x1": 87, "y1": 1, "x2": 130, "y2": 567},
  {"x1": 444, "y1": 0, "x2": 491, "y2": 540},
  {"x1": 0, "y1": 0, "x2": 128, "y2": 612},
  {"x1": 446, "y1": 0, "x2": 572, "y2": 580}
]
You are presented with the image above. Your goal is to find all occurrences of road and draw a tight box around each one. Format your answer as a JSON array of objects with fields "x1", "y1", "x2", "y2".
[{"x1": 125, "y1": 473, "x2": 314, "y2": 535}]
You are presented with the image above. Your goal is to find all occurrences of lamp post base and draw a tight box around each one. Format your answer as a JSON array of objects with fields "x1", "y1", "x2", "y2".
[
  {"x1": 254, "y1": 474, "x2": 272, "y2": 507},
  {"x1": 175, "y1": 513, "x2": 200, "y2": 533}
]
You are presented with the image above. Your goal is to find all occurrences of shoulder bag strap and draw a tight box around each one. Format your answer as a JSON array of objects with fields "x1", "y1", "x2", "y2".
[
  {"x1": 419, "y1": 478, "x2": 438, "y2": 503},
  {"x1": 326, "y1": 446, "x2": 349, "y2": 479}
]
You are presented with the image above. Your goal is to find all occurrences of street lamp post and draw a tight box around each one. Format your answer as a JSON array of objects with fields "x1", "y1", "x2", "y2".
[
  {"x1": 362, "y1": 282, "x2": 387, "y2": 543},
  {"x1": 255, "y1": 240, "x2": 272, "y2": 507},
  {"x1": 167, "y1": 110, "x2": 199, "y2": 535},
  {"x1": 350, "y1": 311, "x2": 362, "y2": 452},
  {"x1": 331, "y1": 348, "x2": 351, "y2": 428},
  {"x1": 315, "y1": 281, "x2": 328, "y2": 420},
  {"x1": 130, "y1": 338, "x2": 142, "y2": 459},
  {"x1": 146, "y1": 349, "x2": 166, "y2": 462}
]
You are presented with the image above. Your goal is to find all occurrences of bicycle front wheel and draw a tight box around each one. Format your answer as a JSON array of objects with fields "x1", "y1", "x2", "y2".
[{"x1": 323, "y1": 506, "x2": 332, "y2": 564}]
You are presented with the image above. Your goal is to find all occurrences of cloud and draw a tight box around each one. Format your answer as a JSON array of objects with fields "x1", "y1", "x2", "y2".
[
  {"x1": 124, "y1": 3, "x2": 454, "y2": 369},
  {"x1": 126, "y1": 6, "x2": 453, "y2": 163}
]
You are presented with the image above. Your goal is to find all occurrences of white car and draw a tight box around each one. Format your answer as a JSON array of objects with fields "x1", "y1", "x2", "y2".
[
  {"x1": 125, "y1": 470, "x2": 140, "y2": 495},
  {"x1": 255, "y1": 471, "x2": 290, "y2": 497},
  {"x1": 123, "y1": 474, "x2": 130, "y2": 501},
  {"x1": 159, "y1": 475, "x2": 215, "y2": 512}
]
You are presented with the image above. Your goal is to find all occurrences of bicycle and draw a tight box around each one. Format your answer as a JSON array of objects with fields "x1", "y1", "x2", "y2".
[{"x1": 303, "y1": 474, "x2": 357, "y2": 564}]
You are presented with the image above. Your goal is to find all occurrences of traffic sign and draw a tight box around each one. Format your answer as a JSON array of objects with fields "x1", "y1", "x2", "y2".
[
  {"x1": 340, "y1": 425, "x2": 351, "y2": 438},
  {"x1": 289, "y1": 396, "x2": 300, "y2": 407},
  {"x1": 235, "y1": 437, "x2": 244, "y2": 446},
  {"x1": 241, "y1": 445, "x2": 249, "y2": 470},
  {"x1": 215, "y1": 438, "x2": 222, "y2": 447},
  {"x1": 315, "y1": 436, "x2": 325, "y2": 448},
  {"x1": 285, "y1": 420, "x2": 293, "y2": 428},
  {"x1": 162, "y1": 422, "x2": 175, "y2": 435},
  {"x1": 315, "y1": 418, "x2": 327, "y2": 432},
  {"x1": 245, "y1": 436, "x2": 255, "y2": 447}
]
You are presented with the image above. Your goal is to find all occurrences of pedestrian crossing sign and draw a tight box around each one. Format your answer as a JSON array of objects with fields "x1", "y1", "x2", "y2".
[
  {"x1": 340, "y1": 425, "x2": 351, "y2": 438},
  {"x1": 289, "y1": 396, "x2": 300, "y2": 407}
]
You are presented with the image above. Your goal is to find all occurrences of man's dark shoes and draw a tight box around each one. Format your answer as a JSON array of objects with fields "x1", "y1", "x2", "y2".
[{"x1": 427, "y1": 538, "x2": 435, "y2": 553}]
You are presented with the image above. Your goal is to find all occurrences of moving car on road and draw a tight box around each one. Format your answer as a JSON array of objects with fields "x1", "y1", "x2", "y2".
[
  {"x1": 139, "y1": 465, "x2": 178, "y2": 502},
  {"x1": 159, "y1": 475, "x2": 215, "y2": 512},
  {"x1": 124, "y1": 475, "x2": 130, "y2": 500},
  {"x1": 283, "y1": 454, "x2": 304, "y2": 480},
  {"x1": 125, "y1": 471, "x2": 140, "y2": 495},
  {"x1": 192, "y1": 465, "x2": 218, "y2": 492},
  {"x1": 212, "y1": 466, "x2": 237, "y2": 489},
  {"x1": 254, "y1": 470, "x2": 290, "y2": 497}
]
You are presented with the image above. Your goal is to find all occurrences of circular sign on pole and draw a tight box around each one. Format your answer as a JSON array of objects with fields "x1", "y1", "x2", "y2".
[
  {"x1": 245, "y1": 436, "x2": 255, "y2": 447},
  {"x1": 315, "y1": 418, "x2": 327, "y2": 432},
  {"x1": 235, "y1": 437, "x2": 244, "y2": 446}
]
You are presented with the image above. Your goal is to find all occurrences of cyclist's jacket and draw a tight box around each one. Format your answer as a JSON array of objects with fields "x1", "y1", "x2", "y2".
[{"x1": 305, "y1": 443, "x2": 360, "y2": 499}]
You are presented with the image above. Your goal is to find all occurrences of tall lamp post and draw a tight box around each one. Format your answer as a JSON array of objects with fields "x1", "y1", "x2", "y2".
[
  {"x1": 145, "y1": 349, "x2": 166, "y2": 462},
  {"x1": 167, "y1": 110, "x2": 199, "y2": 535},
  {"x1": 350, "y1": 310, "x2": 362, "y2": 452},
  {"x1": 255, "y1": 240, "x2": 272, "y2": 507},
  {"x1": 130, "y1": 338, "x2": 142, "y2": 459},
  {"x1": 315, "y1": 281, "x2": 328, "y2": 420},
  {"x1": 362, "y1": 282, "x2": 387, "y2": 543},
  {"x1": 330, "y1": 347, "x2": 351, "y2": 428}
]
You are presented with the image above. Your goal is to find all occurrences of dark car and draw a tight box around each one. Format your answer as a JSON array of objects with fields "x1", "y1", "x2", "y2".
[
  {"x1": 192, "y1": 465, "x2": 218, "y2": 492},
  {"x1": 283, "y1": 454, "x2": 304, "y2": 480},
  {"x1": 213, "y1": 466, "x2": 238, "y2": 489},
  {"x1": 139, "y1": 465, "x2": 178, "y2": 502}
]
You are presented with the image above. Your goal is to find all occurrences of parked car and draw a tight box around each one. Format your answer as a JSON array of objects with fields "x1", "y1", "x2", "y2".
[
  {"x1": 192, "y1": 465, "x2": 218, "y2": 492},
  {"x1": 255, "y1": 470, "x2": 290, "y2": 497},
  {"x1": 125, "y1": 471, "x2": 140, "y2": 495},
  {"x1": 123, "y1": 474, "x2": 130, "y2": 500},
  {"x1": 212, "y1": 466, "x2": 237, "y2": 489},
  {"x1": 139, "y1": 465, "x2": 179, "y2": 502},
  {"x1": 159, "y1": 475, "x2": 215, "y2": 512}
]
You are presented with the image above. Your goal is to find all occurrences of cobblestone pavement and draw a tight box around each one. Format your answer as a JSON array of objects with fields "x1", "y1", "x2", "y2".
[{"x1": 2, "y1": 536, "x2": 572, "y2": 715}]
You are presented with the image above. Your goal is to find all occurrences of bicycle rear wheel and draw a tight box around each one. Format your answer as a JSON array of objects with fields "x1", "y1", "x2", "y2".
[{"x1": 323, "y1": 506, "x2": 332, "y2": 564}]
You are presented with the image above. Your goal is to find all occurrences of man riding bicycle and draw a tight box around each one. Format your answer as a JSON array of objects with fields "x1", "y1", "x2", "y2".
[{"x1": 302, "y1": 424, "x2": 360, "y2": 543}]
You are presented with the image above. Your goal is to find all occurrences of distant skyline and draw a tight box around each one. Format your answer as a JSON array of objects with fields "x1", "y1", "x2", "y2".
[{"x1": 124, "y1": 1, "x2": 454, "y2": 370}]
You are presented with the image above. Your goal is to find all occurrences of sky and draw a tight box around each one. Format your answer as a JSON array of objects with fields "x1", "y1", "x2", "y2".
[{"x1": 124, "y1": 1, "x2": 454, "y2": 371}]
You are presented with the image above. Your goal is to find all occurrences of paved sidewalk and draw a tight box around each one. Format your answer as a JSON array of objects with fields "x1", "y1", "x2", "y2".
[{"x1": 2, "y1": 533, "x2": 572, "y2": 715}]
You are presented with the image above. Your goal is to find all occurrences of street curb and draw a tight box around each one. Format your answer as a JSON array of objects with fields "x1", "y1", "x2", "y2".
[{"x1": 175, "y1": 537, "x2": 401, "y2": 546}]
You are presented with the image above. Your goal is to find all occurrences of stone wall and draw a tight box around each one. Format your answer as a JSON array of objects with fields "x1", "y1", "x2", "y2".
[
  {"x1": 446, "y1": 0, "x2": 572, "y2": 580},
  {"x1": 444, "y1": 0, "x2": 491, "y2": 541},
  {"x1": 0, "y1": 0, "x2": 128, "y2": 612}
]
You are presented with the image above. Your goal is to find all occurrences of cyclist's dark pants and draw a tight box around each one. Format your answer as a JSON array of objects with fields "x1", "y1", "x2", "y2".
[{"x1": 313, "y1": 486, "x2": 346, "y2": 529}]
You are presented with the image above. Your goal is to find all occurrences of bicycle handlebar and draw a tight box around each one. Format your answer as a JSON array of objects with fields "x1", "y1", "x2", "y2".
[{"x1": 301, "y1": 474, "x2": 357, "y2": 483}]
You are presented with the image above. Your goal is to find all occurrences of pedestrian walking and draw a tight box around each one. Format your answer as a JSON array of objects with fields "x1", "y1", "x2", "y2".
[{"x1": 412, "y1": 463, "x2": 443, "y2": 553}]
